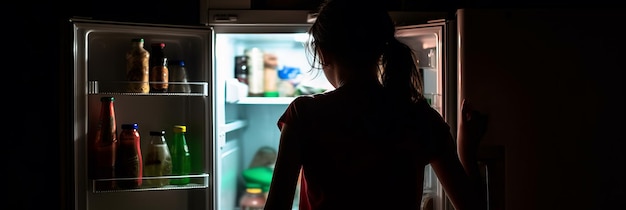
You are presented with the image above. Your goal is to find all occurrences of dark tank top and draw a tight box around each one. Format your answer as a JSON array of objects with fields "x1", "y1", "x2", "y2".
[{"x1": 277, "y1": 81, "x2": 451, "y2": 210}]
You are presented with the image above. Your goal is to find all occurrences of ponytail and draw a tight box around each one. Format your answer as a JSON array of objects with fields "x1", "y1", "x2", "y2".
[{"x1": 381, "y1": 39, "x2": 424, "y2": 103}]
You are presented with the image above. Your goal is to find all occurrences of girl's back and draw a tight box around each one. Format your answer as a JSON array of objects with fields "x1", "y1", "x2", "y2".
[{"x1": 281, "y1": 81, "x2": 451, "y2": 209}]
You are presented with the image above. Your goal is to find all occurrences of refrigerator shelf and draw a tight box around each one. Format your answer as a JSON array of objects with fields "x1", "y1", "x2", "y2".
[
  {"x1": 221, "y1": 120, "x2": 248, "y2": 133},
  {"x1": 88, "y1": 81, "x2": 209, "y2": 96},
  {"x1": 234, "y1": 96, "x2": 295, "y2": 105},
  {"x1": 90, "y1": 173, "x2": 210, "y2": 193},
  {"x1": 233, "y1": 97, "x2": 441, "y2": 109}
]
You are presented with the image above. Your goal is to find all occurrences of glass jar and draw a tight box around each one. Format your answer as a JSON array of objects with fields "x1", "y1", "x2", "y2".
[
  {"x1": 240, "y1": 185, "x2": 266, "y2": 210},
  {"x1": 125, "y1": 38, "x2": 150, "y2": 93}
]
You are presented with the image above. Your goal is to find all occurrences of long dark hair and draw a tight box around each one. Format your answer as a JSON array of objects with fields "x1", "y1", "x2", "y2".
[{"x1": 307, "y1": 0, "x2": 424, "y2": 102}]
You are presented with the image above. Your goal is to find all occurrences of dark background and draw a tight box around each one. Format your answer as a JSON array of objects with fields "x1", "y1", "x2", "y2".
[{"x1": 7, "y1": 0, "x2": 623, "y2": 209}]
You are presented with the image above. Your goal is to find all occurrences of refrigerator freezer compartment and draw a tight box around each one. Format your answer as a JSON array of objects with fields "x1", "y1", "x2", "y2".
[
  {"x1": 90, "y1": 173, "x2": 210, "y2": 193},
  {"x1": 88, "y1": 80, "x2": 209, "y2": 96}
]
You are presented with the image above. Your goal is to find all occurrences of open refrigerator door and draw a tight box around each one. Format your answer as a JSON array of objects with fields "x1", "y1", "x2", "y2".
[
  {"x1": 393, "y1": 12, "x2": 457, "y2": 210},
  {"x1": 71, "y1": 19, "x2": 213, "y2": 210}
]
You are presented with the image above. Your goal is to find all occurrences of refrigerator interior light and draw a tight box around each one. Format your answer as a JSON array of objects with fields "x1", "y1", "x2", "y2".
[{"x1": 293, "y1": 33, "x2": 310, "y2": 43}]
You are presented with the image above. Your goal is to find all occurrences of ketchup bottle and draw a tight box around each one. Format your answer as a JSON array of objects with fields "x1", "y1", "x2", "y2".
[
  {"x1": 91, "y1": 96, "x2": 118, "y2": 191},
  {"x1": 115, "y1": 123, "x2": 143, "y2": 189}
]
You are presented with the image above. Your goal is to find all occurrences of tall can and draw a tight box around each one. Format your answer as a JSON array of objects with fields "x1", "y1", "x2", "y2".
[
  {"x1": 125, "y1": 38, "x2": 150, "y2": 93},
  {"x1": 144, "y1": 130, "x2": 173, "y2": 187},
  {"x1": 149, "y1": 42, "x2": 169, "y2": 93},
  {"x1": 263, "y1": 53, "x2": 279, "y2": 97},
  {"x1": 245, "y1": 48, "x2": 264, "y2": 97},
  {"x1": 115, "y1": 123, "x2": 143, "y2": 189},
  {"x1": 170, "y1": 125, "x2": 191, "y2": 185},
  {"x1": 91, "y1": 96, "x2": 118, "y2": 191}
]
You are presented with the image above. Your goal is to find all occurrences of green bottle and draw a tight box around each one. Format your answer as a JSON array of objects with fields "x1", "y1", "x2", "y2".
[{"x1": 170, "y1": 125, "x2": 191, "y2": 185}]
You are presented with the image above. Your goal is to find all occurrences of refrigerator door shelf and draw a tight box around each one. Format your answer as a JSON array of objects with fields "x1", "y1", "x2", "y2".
[
  {"x1": 90, "y1": 173, "x2": 210, "y2": 193},
  {"x1": 88, "y1": 80, "x2": 209, "y2": 96}
]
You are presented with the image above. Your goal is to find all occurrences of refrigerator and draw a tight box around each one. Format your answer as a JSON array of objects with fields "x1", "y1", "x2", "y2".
[
  {"x1": 70, "y1": 9, "x2": 459, "y2": 210},
  {"x1": 64, "y1": 4, "x2": 626, "y2": 210}
]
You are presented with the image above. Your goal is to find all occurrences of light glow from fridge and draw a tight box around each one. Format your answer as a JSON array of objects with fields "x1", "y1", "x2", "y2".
[
  {"x1": 215, "y1": 33, "x2": 333, "y2": 92},
  {"x1": 293, "y1": 33, "x2": 310, "y2": 43}
]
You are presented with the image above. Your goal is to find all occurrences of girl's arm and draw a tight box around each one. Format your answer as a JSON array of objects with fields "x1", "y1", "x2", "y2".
[{"x1": 264, "y1": 123, "x2": 302, "y2": 210}]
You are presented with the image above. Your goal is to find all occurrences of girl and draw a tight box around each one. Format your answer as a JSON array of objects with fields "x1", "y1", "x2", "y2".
[{"x1": 265, "y1": 0, "x2": 487, "y2": 209}]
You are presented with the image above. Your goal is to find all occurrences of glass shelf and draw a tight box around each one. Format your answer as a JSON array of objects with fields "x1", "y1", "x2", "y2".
[
  {"x1": 91, "y1": 173, "x2": 210, "y2": 193},
  {"x1": 88, "y1": 81, "x2": 209, "y2": 96},
  {"x1": 233, "y1": 96, "x2": 296, "y2": 105},
  {"x1": 221, "y1": 120, "x2": 247, "y2": 133},
  {"x1": 232, "y1": 95, "x2": 441, "y2": 106}
]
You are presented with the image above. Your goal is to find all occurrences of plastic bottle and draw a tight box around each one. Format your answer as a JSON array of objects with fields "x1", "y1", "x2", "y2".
[
  {"x1": 170, "y1": 125, "x2": 191, "y2": 185},
  {"x1": 91, "y1": 96, "x2": 118, "y2": 191},
  {"x1": 115, "y1": 123, "x2": 143, "y2": 189},
  {"x1": 240, "y1": 184, "x2": 266, "y2": 210},
  {"x1": 144, "y1": 130, "x2": 173, "y2": 187},
  {"x1": 168, "y1": 60, "x2": 191, "y2": 93},
  {"x1": 149, "y1": 42, "x2": 169, "y2": 93},
  {"x1": 125, "y1": 38, "x2": 150, "y2": 93}
]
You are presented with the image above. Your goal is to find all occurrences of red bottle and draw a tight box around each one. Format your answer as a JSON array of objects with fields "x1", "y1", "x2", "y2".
[
  {"x1": 115, "y1": 123, "x2": 144, "y2": 189},
  {"x1": 91, "y1": 96, "x2": 118, "y2": 191}
]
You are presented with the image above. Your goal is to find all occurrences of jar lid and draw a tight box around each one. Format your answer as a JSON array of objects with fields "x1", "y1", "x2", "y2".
[
  {"x1": 246, "y1": 188, "x2": 262, "y2": 194},
  {"x1": 149, "y1": 130, "x2": 166, "y2": 136},
  {"x1": 174, "y1": 125, "x2": 187, "y2": 133},
  {"x1": 170, "y1": 60, "x2": 185, "y2": 67},
  {"x1": 122, "y1": 123, "x2": 138, "y2": 129},
  {"x1": 151, "y1": 42, "x2": 166, "y2": 48}
]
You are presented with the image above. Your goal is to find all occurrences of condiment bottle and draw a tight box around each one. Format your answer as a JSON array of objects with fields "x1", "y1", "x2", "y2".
[
  {"x1": 125, "y1": 38, "x2": 150, "y2": 93},
  {"x1": 240, "y1": 184, "x2": 266, "y2": 210},
  {"x1": 234, "y1": 55, "x2": 248, "y2": 84},
  {"x1": 115, "y1": 123, "x2": 143, "y2": 189},
  {"x1": 168, "y1": 60, "x2": 191, "y2": 93},
  {"x1": 91, "y1": 96, "x2": 118, "y2": 191},
  {"x1": 144, "y1": 130, "x2": 173, "y2": 188},
  {"x1": 149, "y1": 42, "x2": 169, "y2": 93},
  {"x1": 170, "y1": 125, "x2": 191, "y2": 185}
]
